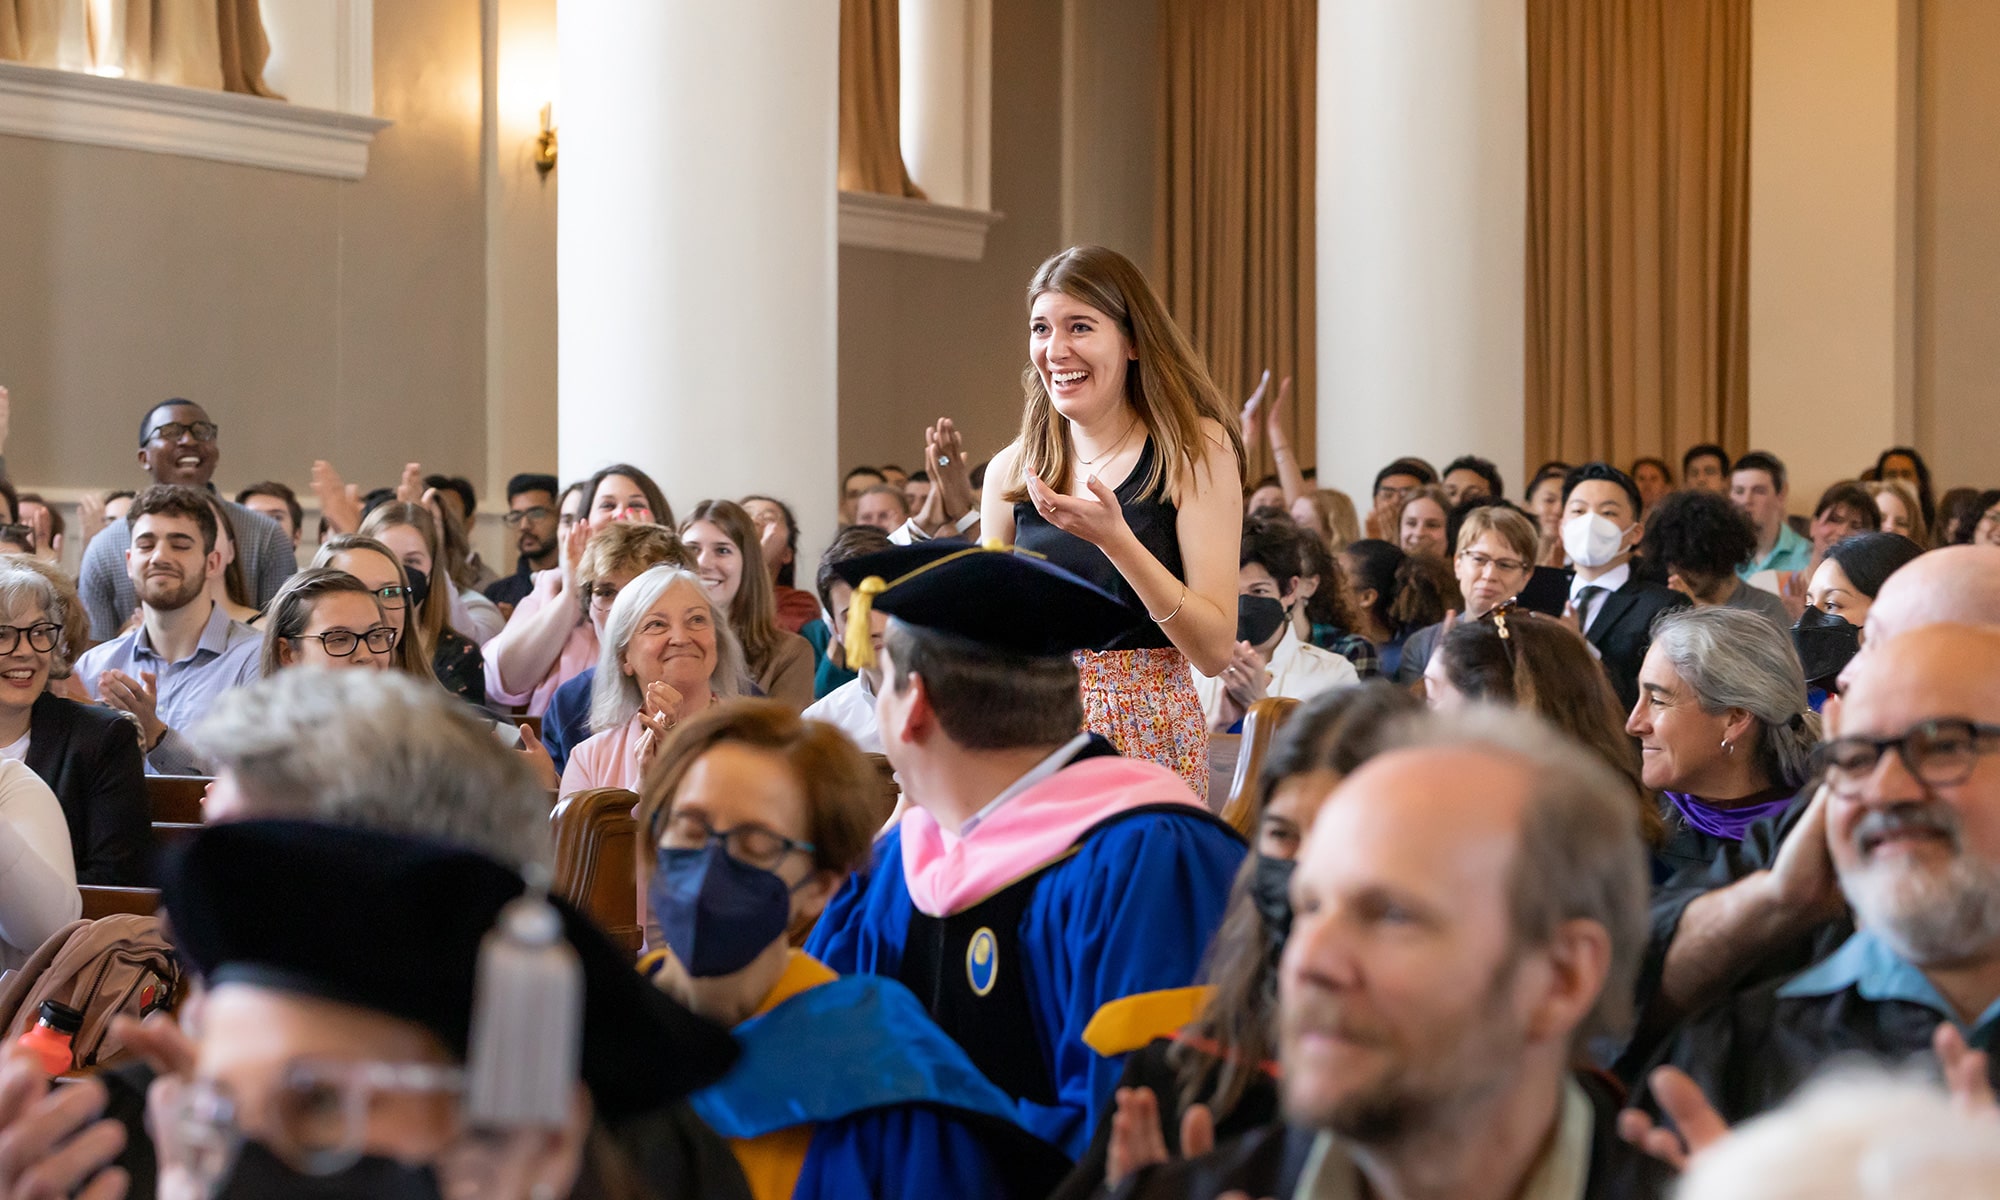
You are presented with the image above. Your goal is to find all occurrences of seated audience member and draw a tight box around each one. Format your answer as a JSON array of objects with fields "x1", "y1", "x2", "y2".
[
  {"x1": 1628, "y1": 607, "x2": 1819, "y2": 878},
  {"x1": 1391, "y1": 483, "x2": 1449, "y2": 559},
  {"x1": 1628, "y1": 623, "x2": 2000, "y2": 1129},
  {"x1": 122, "y1": 820, "x2": 738, "y2": 1200},
  {"x1": 1424, "y1": 607, "x2": 1661, "y2": 848},
  {"x1": 741, "y1": 494, "x2": 821, "y2": 633},
  {"x1": 1796, "y1": 532, "x2": 1924, "y2": 696},
  {"x1": 486, "y1": 464, "x2": 669, "y2": 715},
  {"x1": 484, "y1": 472, "x2": 561, "y2": 611},
  {"x1": 841, "y1": 465, "x2": 887, "y2": 525},
  {"x1": 1394, "y1": 504, "x2": 1538, "y2": 684},
  {"x1": 1779, "y1": 481, "x2": 1886, "y2": 617},
  {"x1": 1061, "y1": 684, "x2": 1419, "y2": 1198},
  {"x1": 1244, "y1": 475, "x2": 1286, "y2": 515},
  {"x1": 196, "y1": 491, "x2": 260, "y2": 625},
  {"x1": 313, "y1": 534, "x2": 443, "y2": 686},
  {"x1": 540, "y1": 523, "x2": 689, "y2": 776},
  {"x1": 1195, "y1": 516, "x2": 1358, "y2": 731},
  {"x1": 1288, "y1": 488, "x2": 1358, "y2": 552},
  {"x1": 1639, "y1": 489, "x2": 1793, "y2": 631},
  {"x1": 0, "y1": 561, "x2": 147, "y2": 885},
  {"x1": 1936, "y1": 485, "x2": 1983, "y2": 547},
  {"x1": 1871, "y1": 444, "x2": 1938, "y2": 531},
  {"x1": 1867, "y1": 477, "x2": 1927, "y2": 546},
  {"x1": 15, "y1": 493, "x2": 63, "y2": 563},
  {"x1": 879, "y1": 463, "x2": 911, "y2": 489},
  {"x1": 1681, "y1": 442, "x2": 1730, "y2": 495},
  {"x1": 903, "y1": 468, "x2": 933, "y2": 512},
  {"x1": 1337, "y1": 539, "x2": 1452, "y2": 679},
  {"x1": 638, "y1": 701, "x2": 1070, "y2": 1199},
  {"x1": 1666, "y1": 1072, "x2": 2000, "y2": 1198},
  {"x1": 560, "y1": 565, "x2": 746, "y2": 796},
  {"x1": 234, "y1": 480, "x2": 303, "y2": 548},
  {"x1": 681, "y1": 500, "x2": 815, "y2": 709},
  {"x1": 1293, "y1": 528, "x2": 1378, "y2": 678},
  {"x1": 1958, "y1": 488, "x2": 2000, "y2": 547},
  {"x1": 257, "y1": 568, "x2": 398, "y2": 676},
  {"x1": 800, "y1": 524, "x2": 897, "y2": 752},
  {"x1": 361, "y1": 502, "x2": 487, "y2": 704},
  {"x1": 854, "y1": 483, "x2": 912, "y2": 534},
  {"x1": 0, "y1": 756, "x2": 79, "y2": 969},
  {"x1": 0, "y1": 528, "x2": 30, "y2": 556},
  {"x1": 1109, "y1": 706, "x2": 1666, "y2": 1199},
  {"x1": 1630, "y1": 456, "x2": 1674, "y2": 513},
  {"x1": 888, "y1": 416, "x2": 984, "y2": 545},
  {"x1": 1559, "y1": 462, "x2": 1688, "y2": 711},
  {"x1": 1525, "y1": 460, "x2": 1572, "y2": 567},
  {"x1": 1440, "y1": 454, "x2": 1503, "y2": 507},
  {"x1": 1363, "y1": 456, "x2": 1436, "y2": 541},
  {"x1": 78, "y1": 399, "x2": 296, "y2": 640},
  {"x1": 76, "y1": 486, "x2": 261, "y2": 775},
  {"x1": 421, "y1": 472, "x2": 499, "y2": 593},
  {"x1": 1730, "y1": 451, "x2": 1811, "y2": 579},
  {"x1": 807, "y1": 544, "x2": 1246, "y2": 1161}
]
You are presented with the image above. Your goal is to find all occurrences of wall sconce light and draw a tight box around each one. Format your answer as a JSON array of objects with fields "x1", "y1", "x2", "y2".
[{"x1": 534, "y1": 102, "x2": 558, "y2": 176}]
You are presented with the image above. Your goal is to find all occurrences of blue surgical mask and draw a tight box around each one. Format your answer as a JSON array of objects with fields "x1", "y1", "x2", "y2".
[{"x1": 649, "y1": 841, "x2": 793, "y2": 978}]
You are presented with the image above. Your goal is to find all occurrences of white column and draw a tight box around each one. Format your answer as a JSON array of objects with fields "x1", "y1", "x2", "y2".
[
  {"x1": 1316, "y1": 0, "x2": 1528, "y2": 502},
  {"x1": 900, "y1": 0, "x2": 991, "y2": 210},
  {"x1": 557, "y1": 3, "x2": 840, "y2": 565}
]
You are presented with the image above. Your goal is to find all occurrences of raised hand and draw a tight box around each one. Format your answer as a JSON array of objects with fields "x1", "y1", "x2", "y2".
[
  {"x1": 77, "y1": 492, "x2": 109, "y2": 548},
  {"x1": 1765, "y1": 783, "x2": 1844, "y2": 924},
  {"x1": 1616, "y1": 1066, "x2": 1731, "y2": 1172},
  {"x1": 929, "y1": 419, "x2": 977, "y2": 523},
  {"x1": 1265, "y1": 376, "x2": 1294, "y2": 444},
  {"x1": 1105, "y1": 1087, "x2": 1168, "y2": 1188},
  {"x1": 311, "y1": 460, "x2": 364, "y2": 535},
  {"x1": 1239, "y1": 370, "x2": 1270, "y2": 452},
  {"x1": 395, "y1": 462, "x2": 425, "y2": 504},
  {"x1": 517, "y1": 724, "x2": 559, "y2": 792},
  {"x1": 1936, "y1": 1021, "x2": 1997, "y2": 1116}
]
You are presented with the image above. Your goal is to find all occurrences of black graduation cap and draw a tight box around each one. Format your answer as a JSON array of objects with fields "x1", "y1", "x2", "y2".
[
  {"x1": 828, "y1": 540, "x2": 1137, "y2": 667},
  {"x1": 161, "y1": 820, "x2": 738, "y2": 1123}
]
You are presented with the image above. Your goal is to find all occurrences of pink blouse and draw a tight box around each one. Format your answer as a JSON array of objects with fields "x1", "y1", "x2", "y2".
[
  {"x1": 559, "y1": 715, "x2": 647, "y2": 797},
  {"x1": 482, "y1": 569, "x2": 599, "y2": 716}
]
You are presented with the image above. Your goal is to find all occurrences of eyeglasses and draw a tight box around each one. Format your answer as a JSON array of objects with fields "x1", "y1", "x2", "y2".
[
  {"x1": 172, "y1": 1060, "x2": 464, "y2": 1185},
  {"x1": 292, "y1": 627, "x2": 398, "y2": 657},
  {"x1": 145, "y1": 421, "x2": 219, "y2": 445},
  {"x1": 1458, "y1": 550, "x2": 1530, "y2": 576},
  {"x1": 1818, "y1": 719, "x2": 2000, "y2": 791},
  {"x1": 655, "y1": 811, "x2": 815, "y2": 871},
  {"x1": 368, "y1": 585, "x2": 409, "y2": 610},
  {"x1": 0, "y1": 622, "x2": 59, "y2": 655},
  {"x1": 502, "y1": 507, "x2": 553, "y2": 528}
]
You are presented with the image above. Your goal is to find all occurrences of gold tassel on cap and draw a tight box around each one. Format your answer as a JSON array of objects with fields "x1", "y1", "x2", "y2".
[
  {"x1": 463, "y1": 877, "x2": 583, "y2": 1128},
  {"x1": 846, "y1": 576, "x2": 887, "y2": 670}
]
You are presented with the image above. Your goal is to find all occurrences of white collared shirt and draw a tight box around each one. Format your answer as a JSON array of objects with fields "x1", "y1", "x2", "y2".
[
  {"x1": 1568, "y1": 561, "x2": 1631, "y2": 633},
  {"x1": 1191, "y1": 626, "x2": 1359, "y2": 728},
  {"x1": 959, "y1": 731, "x2": 1094, "y2": 839},
  {"x1": 802, "y1": 676, "x2": 883, "y2": 754}
]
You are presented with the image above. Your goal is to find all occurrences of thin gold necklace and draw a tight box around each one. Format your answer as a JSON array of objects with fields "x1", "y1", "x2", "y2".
[{"x1": 1075, "y1": 416, "x2": 1139, "y2": 468}]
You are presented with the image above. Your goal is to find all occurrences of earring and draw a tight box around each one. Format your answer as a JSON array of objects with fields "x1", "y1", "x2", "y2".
[{"x1": 1721, "y1": 739, "x2": 1734, "y2": 754}]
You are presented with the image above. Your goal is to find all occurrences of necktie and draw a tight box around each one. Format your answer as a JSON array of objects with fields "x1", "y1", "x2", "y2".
[{"x1": 1575, "y1": 585, "x2": 1606, "y2": 633}]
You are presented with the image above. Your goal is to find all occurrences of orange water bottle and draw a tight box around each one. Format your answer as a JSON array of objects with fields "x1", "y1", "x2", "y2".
[{"x1": 16, "y1": 1001, "x2": 82, "y2": 1077}]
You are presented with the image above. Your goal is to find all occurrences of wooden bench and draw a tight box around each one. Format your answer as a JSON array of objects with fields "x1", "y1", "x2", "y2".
[
  {"x1": 551, "y1": 788, "x2": 641, "y2": 956},
  {"x1": 1218, "y1": 697, "x2": 1300, "y2": 837},
  {"x1": 79, "y1": 886, "x2": 162, "y2": 920},
  {"x1": 144, "y1": 776, "x2": 207, "y2": 826},
  {"x1": 151, "y1": 822, "x2": 202, "y2": 851}
]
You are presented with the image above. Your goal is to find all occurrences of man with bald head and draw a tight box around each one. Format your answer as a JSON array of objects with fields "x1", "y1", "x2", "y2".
[
  {"x1": 1111, "y1": 707, "x2": 1669, "y2": 1199},
  {"x1": 1617, "y1": 542, "x2": 2000, "y2": 1065},
  {"x1": 1630, "y1": 624, "x2": 2000, "y2": 1123}
]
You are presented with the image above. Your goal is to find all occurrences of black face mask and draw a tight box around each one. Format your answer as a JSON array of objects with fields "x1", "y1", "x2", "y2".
[
  {"x1": 1237, "y1": 595, "x2": 1288, "y2": 646},
  {"x1": 1793, "y1": 605, "x2": 1861, "y2": 689},
  {"x1": 1248, "y1": 854, "x2": 1295, "y2": 964},
  {"x1": 402, "y1": 564, "x2": 431, "y2": 613},
  {"x1": 211, "y1": 1140, "x2": 445, "y2": 1200}
]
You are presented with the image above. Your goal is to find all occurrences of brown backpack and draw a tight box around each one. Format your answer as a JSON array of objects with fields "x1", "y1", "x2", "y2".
[{"x1": 0, "y1": 915, "x2": 180, "y2": 1072}]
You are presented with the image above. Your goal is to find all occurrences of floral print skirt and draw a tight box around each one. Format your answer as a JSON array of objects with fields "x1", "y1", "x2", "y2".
[{"x1": 1075, "y1": 646, "x2": 1210, "y2": 803}]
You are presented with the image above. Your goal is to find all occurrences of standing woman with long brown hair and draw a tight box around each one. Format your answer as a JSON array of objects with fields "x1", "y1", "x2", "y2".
[{"x1": 982, "y1": 245, "x2": 1245, "y2": 799}]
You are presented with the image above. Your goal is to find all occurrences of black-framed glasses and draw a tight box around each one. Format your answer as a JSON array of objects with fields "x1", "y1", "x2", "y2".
[
  {"x1": 0, "y1": 622, "x2": 60, "y2": 655},
  {"x1": 655, "y1": 810, "x2": 815, "y2": 871},
  {"x1": 292, "y1": 627, "x2": 397, "y2": 657},
  {"x1": 145, "y1": 421, "x2": 219, "y2": 445},
  {"x1": 502, "y1": 507, "x2": 553, "y2": 528},
  {"x1": 1818, "y1": 719, "x2": 2000, "y2": 791},
  {"x1": 367, "y1": 585, "x2": 409, "y2": 610}
]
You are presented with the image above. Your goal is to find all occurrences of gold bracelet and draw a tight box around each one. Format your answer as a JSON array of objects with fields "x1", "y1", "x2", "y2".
[{"x1": 1150, "y1": 586, "x2": 1189, "y2": 624}]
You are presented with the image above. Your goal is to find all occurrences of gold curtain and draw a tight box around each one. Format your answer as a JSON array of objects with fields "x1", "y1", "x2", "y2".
[
  {"x1": 1157, "y1": 0, "x2": 1317, "y2": 480},
  {"x1": 0, "y1": 0, "x2": 277, "y2": 97},
  {"x1": 838, "y1": 0, "x2": 923, "y2": 198},
  {"x1": 1526, "y1": 0, "x2": 1751, "y2": 471}
]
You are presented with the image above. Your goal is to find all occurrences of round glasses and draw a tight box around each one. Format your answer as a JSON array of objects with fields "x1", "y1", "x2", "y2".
[
  {"x1": 292, "y1": 627, "x2": 397, "y2": 658},
  {"x1": 1818, "y1": 719, "x2": 2000, "y2": 792},
  {"x1": 0, "y1": 622, "x2": 60, "y2": 656},
  {"x1": 172, "y1": 1060, "x2": 464, "y2": 1186}
]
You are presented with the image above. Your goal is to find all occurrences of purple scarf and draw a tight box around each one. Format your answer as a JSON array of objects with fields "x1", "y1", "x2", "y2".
[{"x1": 1665, "y1": 790, "x2": 1797, "y2": 843}]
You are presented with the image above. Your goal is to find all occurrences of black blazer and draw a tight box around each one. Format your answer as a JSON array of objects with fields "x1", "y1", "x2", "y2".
[
  {"x1": 1579, "y1": 572, "x2": 1690, "y2": 713},
  {"x1": 22, "y1": 692, "x2": 151, "y2": 886}
]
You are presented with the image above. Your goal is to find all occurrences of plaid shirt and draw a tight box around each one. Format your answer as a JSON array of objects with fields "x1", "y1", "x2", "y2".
[{"x1": 1310, "y1": 624, "x2": 1382, "y2": 680}]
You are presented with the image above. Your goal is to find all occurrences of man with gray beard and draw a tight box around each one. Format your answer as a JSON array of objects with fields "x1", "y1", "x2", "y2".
[{"x1": 1628, "y1": 623, "x2": 2000, "y2": 1127}]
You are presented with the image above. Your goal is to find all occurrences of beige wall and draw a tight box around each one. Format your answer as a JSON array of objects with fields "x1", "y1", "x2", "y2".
[{"x1": 0, "y1": 0, "x2": 489, "y2": 502}]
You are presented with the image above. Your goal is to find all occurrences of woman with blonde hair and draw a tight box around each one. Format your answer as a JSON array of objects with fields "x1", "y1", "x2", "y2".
[
  {"x1": 1288, "y1": 488, "x2": 1359, "y2": 552},
  {"x1": 1865, "y1": 478, "x2": 1928, "y2": 547},
  {"x1": 313, "y1": 534, "x2": 441, "y2": 685},
  {"x1": 981, "y1": 245, "x2": 1245, "y2": 798}
]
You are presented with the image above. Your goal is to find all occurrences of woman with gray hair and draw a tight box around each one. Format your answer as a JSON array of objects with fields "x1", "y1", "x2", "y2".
[
  {"x1": 559, "y1": 565, "x2": 746, "y2": 797},
  {"x1": 0, "y1": 557, "x2": 148, "y2": 886},
  {"x1": 1625, "y1": 606, "x2": 1822, "y2": 873}
]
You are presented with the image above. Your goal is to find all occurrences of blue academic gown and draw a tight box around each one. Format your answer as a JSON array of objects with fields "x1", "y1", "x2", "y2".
[
  {"x1": 689, "y1": 971, "x2": 1070, "y2": 1200},
  {"x1": 806, "y1": 795, "x2": 1245, "y2": 1160}
]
